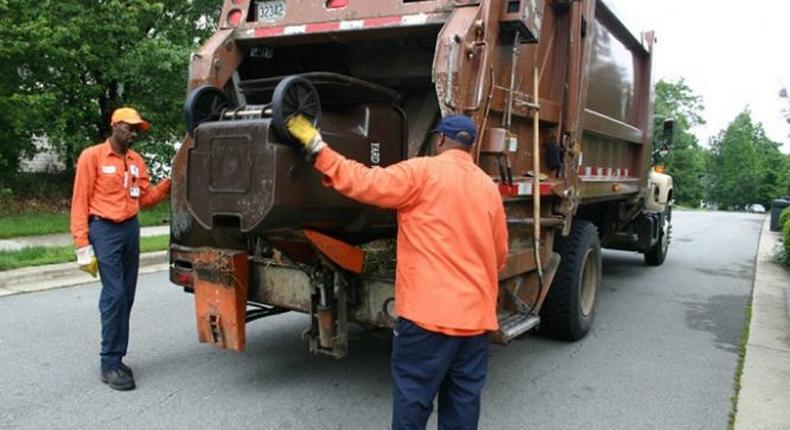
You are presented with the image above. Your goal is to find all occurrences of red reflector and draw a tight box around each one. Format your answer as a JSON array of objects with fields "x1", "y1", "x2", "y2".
[
  {"x1": 326, "y1": 0, "x2": 348, "y2": 8},
  {"x1": 231, "y1": 0, "x2": 244, "y2": 3},
  {"x1": 176, "y1": 272, "x2": 194, "y2": 286},
  {"x1": 498, "y1": 184, "x2": 519, "y2": 197},
  {"x1": 227, "y1": 9, "x2": 243, "y2": 26}
]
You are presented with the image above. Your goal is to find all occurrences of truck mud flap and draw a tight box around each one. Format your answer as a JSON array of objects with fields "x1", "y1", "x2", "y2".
[{"x1": 192, "y1": 249, "x2": 249, "y2": 352}]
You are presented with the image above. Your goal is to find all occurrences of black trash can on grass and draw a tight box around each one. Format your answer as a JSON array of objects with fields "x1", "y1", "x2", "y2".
[{"x1": 770, "y1": 199, "x2": 790, "y2": 232}]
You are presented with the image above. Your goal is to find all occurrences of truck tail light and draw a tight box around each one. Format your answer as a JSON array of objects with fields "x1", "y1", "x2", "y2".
[
  {"x1": 326, "y1": 0, "x2": 348, "y2": 8},
  {"x1": 227, "y1": 9, "x2": 243, "y2": 27},
  {"x1": 175, "y1": 271, "x2": 194, "y2": 286}
]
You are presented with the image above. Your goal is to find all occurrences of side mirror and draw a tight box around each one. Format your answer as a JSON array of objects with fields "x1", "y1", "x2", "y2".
[
  {"x1": 654, "y1": 118, "x2": 674, "y2": 160},
  {"x1": 662, "y1": 119, "x2": 675, "y2": 149}
]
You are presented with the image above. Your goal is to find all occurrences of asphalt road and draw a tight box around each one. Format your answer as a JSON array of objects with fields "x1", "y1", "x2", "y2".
[{"x1": 0, "y1": 211, "x2": 764, "y2": 430}]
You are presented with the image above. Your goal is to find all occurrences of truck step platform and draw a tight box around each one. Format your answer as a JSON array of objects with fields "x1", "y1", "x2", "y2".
[{"x1": 498, "y1": 312, "x2": 540, "y2": 343}]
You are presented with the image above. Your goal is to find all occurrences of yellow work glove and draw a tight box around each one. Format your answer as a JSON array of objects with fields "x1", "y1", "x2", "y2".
[
  {"x1": 286, "y1": 114, "x2": 326, "y2": 155},
  {"x1": 76, "y1": 245, "x2": 99, "y2": 278}
]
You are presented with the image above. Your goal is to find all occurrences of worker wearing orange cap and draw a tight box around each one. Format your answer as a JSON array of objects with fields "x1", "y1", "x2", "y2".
[
  {"x1": 287, "y1": 114, "x2": 508, "y2": 430},
  {"x1": 70, "y1": 107, "x2": 171, "y2": 391}
]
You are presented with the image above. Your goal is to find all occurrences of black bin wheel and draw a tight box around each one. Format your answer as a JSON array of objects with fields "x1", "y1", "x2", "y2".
[
  {"x1": 184, "y1": 85, "x2": 234, "y2": 136},
  {"x1": 272, "y1": 76, "x2": 321, "y2": 146}
]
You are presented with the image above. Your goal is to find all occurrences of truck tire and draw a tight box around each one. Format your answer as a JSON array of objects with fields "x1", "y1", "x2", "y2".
[
  {"x1": 540, "y1": 220, "x2": 601, "y2": 341},
  {"x1": 644, "y1": 206, "x2": 672, "y2": 266}
]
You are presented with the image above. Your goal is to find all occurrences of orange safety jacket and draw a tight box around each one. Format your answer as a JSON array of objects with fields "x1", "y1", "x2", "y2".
[
  {"x1": 70, "y1": 140, "x2": 171, "y2": 248},
  {"x1": 314, "y1": 147, "x2": 509, "y2": 336}
]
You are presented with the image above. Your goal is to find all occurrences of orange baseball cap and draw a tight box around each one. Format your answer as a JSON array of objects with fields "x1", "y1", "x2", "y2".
[{"x1": 111, "y1": 107, "x2": 150, "y2": 131}]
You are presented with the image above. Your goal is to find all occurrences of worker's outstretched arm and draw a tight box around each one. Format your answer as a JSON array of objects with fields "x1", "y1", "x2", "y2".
[
  {"x1": 287, "y1": 115, "x2": 423, "y2": 210},
  {"x1": 314, "y1": 147, "x2": 423, "y2": 209},
  {"x1": 138, "y1": 161, "x2": 171, "y2": 209}
]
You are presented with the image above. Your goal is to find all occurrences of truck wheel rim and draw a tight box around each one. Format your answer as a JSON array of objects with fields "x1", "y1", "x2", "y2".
[
  {"x1": 579, "y1": 248, "x2": 599, "y2": 317},
  {"x1": 661, "y1": 219, "x2": 671, "y2": 255}
]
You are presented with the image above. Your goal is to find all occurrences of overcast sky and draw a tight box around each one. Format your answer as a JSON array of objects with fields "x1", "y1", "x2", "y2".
[{"x1": 608, "y1": 0, "x2": 790, "y2": 153}]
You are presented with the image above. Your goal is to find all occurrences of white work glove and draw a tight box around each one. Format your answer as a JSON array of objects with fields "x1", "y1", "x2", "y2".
[
  {"x1": 76, "y1": 245, "x2": 98, "y2": 278},
  {"x1": 286, "y1": 114, "x2": 327, "y2": 156}
]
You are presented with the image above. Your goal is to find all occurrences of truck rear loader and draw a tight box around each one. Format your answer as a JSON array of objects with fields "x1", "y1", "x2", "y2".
[{"x1": 169, "y1": 0, "x2": 674, "y2": 358}]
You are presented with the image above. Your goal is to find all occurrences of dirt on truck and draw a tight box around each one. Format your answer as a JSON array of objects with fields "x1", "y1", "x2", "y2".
[{"x1": 169, "y1": 0, "x2": 674, "y2": 358}]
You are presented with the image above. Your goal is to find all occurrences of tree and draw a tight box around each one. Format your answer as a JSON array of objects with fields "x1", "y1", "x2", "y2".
[
  {"x1": 0, "y1": 0, "x2": 220, "y2": 180},
  {"x1": 652, "y1": 79, "x2": 709, "y2": 207},
  {"x1": 778, "y1": 156, "x2": 790, "y2": 198},
  {"x1": 775, "y1": 87, "x2": 790, "y2": 197},
  {"x1": 708, "y1": 109, "x2": 785, "y2": 208},
  {"x1": 0, "y1": 0, "x2": 38, "y2": 177}
]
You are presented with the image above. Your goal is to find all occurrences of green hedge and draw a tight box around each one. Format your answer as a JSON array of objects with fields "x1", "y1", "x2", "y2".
[
  {"x1": 784, "y1": 219, "x2": 790, "y2": 263},
  {"x1": 780, "y1": 206, "x2": 790, "y2": 230}
]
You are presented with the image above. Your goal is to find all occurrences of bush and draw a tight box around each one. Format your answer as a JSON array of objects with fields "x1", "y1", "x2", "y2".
[
  {"x1": 0, "y1": 172, "x2": 73, "y2": 201},
  {"x1": 780, "y1": 206, "x2": 790, "y2": 230},
  {"x1": 784, "y1": 220, "x2": 790, "y2": 264}
]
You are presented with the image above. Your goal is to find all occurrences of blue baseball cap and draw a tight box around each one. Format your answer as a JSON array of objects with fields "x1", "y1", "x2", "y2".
[{"x1": 435, "y1": 115, "x2": 477, "y2": 145}]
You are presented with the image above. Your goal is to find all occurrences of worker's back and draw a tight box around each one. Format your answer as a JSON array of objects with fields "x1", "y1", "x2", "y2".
[{"x1": 393, "y1": 149, "x2": 507, "y2": 334}]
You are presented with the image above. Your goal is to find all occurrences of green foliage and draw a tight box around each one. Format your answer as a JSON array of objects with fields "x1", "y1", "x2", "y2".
[
  {"x1": 654, "y1": 79, "x2": 705, "y2": 131},
  {"x1": 0, "y1": 212, "x2": 70, "y2": 239},
  {"x1": 653, "y1": 79, "x2": 709, "y2": 207},
  {"x1": 137, "y1": 202, "x2": 170, "y2": 226},
  {"x1": 784, "y1": 220, "x2": 790, "y2": 264},
  {"x1": 0, "y1": 0, "x2": 35, "y2": 176},
  {"x1": 778, "y1": 157, "x2": 790, "y2": 199},
  {"x1": 0, "y1": 202, "x2": 170, "y2": 239},
  {"x1": 1, "y1": 172, "x2": 73, "y2": 202},
  {"x1": 0, "y1": 187, "x2": 13, "y2": 207},
  {"x1": 140, "y1": 234, "x2": 169, "y2": 252},
  {"x1": 0, "y1": 245, "x2": 74, "y2": 271},
  {"x1": 708, "y1": 109, "x2": 787, "y2": 209},
  {"x1": 0, "y1": 234, "x2": 168, "y2": 271},
  {"x1": 780, "y1": 206, "x2": 790, "y2": 230},
  {"x1": 652, "y1": 80, "x2": 790, "y2": 210},
  {"x1": 727, "y1": 299, "x2": 752, "y2": 430},
  {"x1": 0, "y1": 0, "x2": 220, "y2": 180}
]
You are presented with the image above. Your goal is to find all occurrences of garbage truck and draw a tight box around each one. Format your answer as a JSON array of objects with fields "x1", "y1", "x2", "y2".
[{"x1": 168, "y1": 0, "x2": 674, "y2": 358}]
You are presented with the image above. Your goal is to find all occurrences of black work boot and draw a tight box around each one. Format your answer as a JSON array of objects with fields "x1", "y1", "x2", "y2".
[
  {"x1": 101, "y1": 368, "x2": 136, "y2": 391},
  {"x1": 119, "y1": 363, "x2": 134, "y2": 378}
]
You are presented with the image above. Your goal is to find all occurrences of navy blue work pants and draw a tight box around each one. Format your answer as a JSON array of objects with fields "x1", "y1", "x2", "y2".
[
  {"x1": 391, "y1": 318, "x2": 489, "y2": 430},
  {"x1": 89, "y1": 216, "x2": 140, "y2": 370}
]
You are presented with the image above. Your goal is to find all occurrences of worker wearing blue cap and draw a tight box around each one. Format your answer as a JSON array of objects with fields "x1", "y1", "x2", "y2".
[
  {"x1": 433, "y1": 114, "x2": 478, "y2": 145},
  {"x1": 288, "y1": 113, "x2": 509, "y2": 430}
]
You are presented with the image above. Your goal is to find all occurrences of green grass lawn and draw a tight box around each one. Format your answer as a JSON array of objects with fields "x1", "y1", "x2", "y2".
[
  {"x1": 0, "y1": 235, "x2": 169, "y2": 271},
  {"x1": 0, "y1": 202, "x2": 169, "y2": 239},
  {"x1": 673, "y1": 204, "x2": 704, "y2": 212}
]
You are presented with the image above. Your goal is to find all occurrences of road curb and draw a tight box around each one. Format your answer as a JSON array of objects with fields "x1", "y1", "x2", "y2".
[
  {"x1": 734, "y1": 217, "x2": 790, "y2": 429},
  {"x1": 0, "y1": 251, "x2": 168, "y2": 297}
]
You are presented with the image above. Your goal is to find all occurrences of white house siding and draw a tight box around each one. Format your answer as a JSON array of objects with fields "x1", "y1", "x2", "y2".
[{"x1": 19, "y1": 137, "x2": 65, "y2": 173}]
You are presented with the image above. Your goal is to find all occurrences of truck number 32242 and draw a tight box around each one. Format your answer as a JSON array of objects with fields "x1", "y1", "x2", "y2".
[{"x1": 258, "y1": 1, "x2": 285, "y2": 21}]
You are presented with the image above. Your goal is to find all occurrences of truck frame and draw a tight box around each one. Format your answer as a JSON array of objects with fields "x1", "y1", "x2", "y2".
[{"x1": 169, "y1": 0, "x2": 673, "y2": 358}]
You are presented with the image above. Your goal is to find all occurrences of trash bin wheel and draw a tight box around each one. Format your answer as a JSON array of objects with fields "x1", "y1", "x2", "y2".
[
  {"x1": 184, "y1": 86, "x2": 234, "y2": 136},
  {"x1": 272, "y1": 76, "x2": 321, "y2": 147}
]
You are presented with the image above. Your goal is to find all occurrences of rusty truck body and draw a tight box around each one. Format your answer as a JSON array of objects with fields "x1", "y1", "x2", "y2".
[{"x1": 169, "y1": 0, "x2": 674, "y2": 358}]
